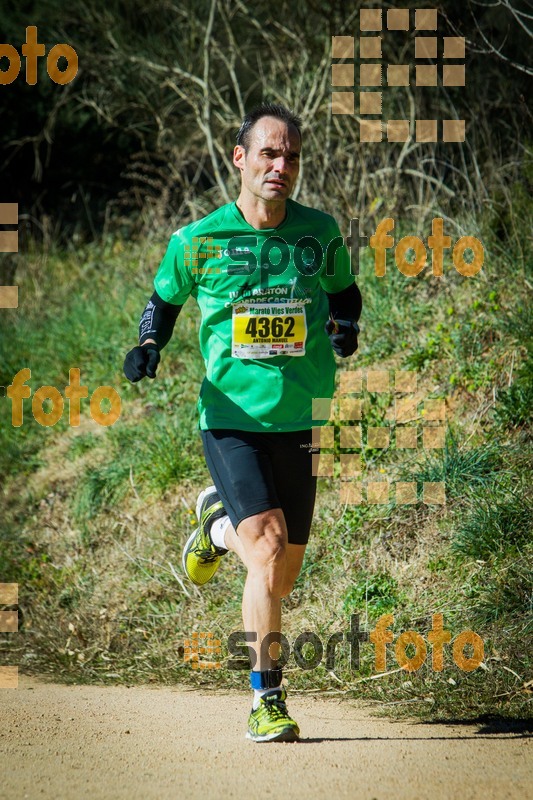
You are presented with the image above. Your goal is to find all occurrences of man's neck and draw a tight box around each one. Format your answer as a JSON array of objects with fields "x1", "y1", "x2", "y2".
[{"x1": 235, "y1": 196, "x2": 288, "y2": 230}]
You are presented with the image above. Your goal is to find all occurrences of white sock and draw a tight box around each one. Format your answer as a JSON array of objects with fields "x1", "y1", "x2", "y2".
[
  {"x1": 210, "y1": 515, "x2": 231, "y2": 550},
  {"x1": 252, "y1": 686, "x2": 282, "y2": 711}
]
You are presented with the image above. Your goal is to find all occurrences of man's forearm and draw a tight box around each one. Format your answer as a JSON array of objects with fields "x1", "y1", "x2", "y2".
[
  {"x1": 139, "y1": 291, "x2": 182, "y2": 348},
  {"x1": 325, "y1": 282, "x2": 362, "y2": 323}
]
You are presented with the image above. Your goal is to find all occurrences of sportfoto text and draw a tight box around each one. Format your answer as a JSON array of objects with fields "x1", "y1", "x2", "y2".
[
  {"x1": 218, "y1": 613, "x2": 485, "y2": 673},
  {"x1": 4, "y1": 368, "x2": 121, "y2": 427},
  {"x1": 0, "y1": 26, "x2": 78, "y2": 85},
  {"x1": 219, "y1": 217, "x2": 483, "y2": 280}
]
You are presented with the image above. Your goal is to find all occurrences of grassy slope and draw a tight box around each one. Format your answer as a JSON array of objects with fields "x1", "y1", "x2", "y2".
[{"x1": 0, "y1": 214, "x2": 531, "y2": 721}]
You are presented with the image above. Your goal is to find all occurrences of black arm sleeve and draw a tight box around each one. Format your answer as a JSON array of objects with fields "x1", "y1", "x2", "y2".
[
  {"x1": 139, "y1": 290, "x2": 182, "y2": 349},
  {"x1": 325, "y1": 282, "x2": 362, "y2": 323}
]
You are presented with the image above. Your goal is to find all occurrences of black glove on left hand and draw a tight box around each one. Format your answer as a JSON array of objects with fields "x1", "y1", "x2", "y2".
[
  {"x1": 325, "y1": 318, "x2": 360, "y2": 357},
  {"x1": 123, "y1": 343, "x2": 160, "y2": 382}
]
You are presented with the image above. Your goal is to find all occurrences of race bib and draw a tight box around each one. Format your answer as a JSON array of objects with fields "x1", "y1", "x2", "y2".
[{"x1": 231, "y1": 302, "x2": 307, "y2": 358}]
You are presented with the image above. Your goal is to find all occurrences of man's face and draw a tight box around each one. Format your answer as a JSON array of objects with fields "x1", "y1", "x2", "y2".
[{"x1": 233, "y1": 116, "x2": 301, "y2": 204}]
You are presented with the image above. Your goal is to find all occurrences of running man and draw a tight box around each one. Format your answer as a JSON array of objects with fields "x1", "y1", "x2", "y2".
[{"x1": 124, "y1": 103, "x2": 362, "y2": 742}]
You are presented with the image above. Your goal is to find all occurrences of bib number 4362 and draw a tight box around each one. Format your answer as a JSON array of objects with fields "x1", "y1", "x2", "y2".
[{"x1": 244, "y1": 316, "x2": 295, "y2": 338}]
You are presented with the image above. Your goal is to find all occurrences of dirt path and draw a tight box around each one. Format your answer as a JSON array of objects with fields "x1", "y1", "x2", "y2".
[{"x1": 0, "y1": 675, "x2": 531, "y2": 800}]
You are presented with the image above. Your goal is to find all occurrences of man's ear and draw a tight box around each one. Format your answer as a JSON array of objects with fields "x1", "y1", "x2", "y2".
[{"x1": 233, "y1": 145, "x2": 245, "y2": 170}]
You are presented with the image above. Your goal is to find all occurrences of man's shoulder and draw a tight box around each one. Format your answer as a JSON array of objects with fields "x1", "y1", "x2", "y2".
[
  {"x1": 287, "y1": 198, "x2": 340, "y2": 230},
  {"x1": 170, "y1": 203, "x2": 233, "y2": 243}
]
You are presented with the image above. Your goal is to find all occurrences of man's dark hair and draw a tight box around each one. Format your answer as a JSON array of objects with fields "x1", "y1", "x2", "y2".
[{"x1": 236, "y1": 103, "x2": 302, "y2": 150}]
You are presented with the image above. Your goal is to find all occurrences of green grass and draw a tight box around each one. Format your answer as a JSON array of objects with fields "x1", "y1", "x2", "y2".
[
  {"x1": 452, "y1": 487, "x2": 532, "y2": 560},
  {"x1": 407, "y1": 427, "x2": 504, "y2": 498},
  {"x1": 342, "y1": 572, "x2": 404, "y2": 619},
  {"x1": 493, "y1": 361, "x2": 533, "y2": 431},
  {"x1": 71, "y1": 461, "x2": 132, "y2": 529}
]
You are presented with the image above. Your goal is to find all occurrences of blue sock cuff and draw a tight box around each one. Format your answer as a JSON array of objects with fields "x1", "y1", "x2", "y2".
[{"x1": 250, "y1": 667, "x2": 283, "y2": 690}]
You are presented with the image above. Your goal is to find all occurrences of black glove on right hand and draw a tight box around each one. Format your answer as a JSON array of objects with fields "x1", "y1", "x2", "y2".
[
  {"x1": 325, "y1": 319, "x2": 360, "y2": 358},
  {"x1": 123, "y1": 343, "x2": 160, "y2": 382}
]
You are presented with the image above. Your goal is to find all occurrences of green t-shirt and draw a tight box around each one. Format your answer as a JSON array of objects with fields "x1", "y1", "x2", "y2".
[{"x1": 153, "y1": 198, "x2": 354, "y2": 432}]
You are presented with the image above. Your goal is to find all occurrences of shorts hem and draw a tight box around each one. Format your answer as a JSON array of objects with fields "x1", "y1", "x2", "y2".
[{"x1": 233, "y1": 501, "x2": 284, "y2": 531}]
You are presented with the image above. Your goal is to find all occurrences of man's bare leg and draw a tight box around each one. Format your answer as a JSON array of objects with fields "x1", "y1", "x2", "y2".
[{"x1": 223, "y1": 511, "x2": 306, "y2": 669}]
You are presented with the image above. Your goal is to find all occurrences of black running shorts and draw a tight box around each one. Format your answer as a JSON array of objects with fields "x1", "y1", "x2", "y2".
[{"x1": 200, "y1": 428, "x2": 318, "y2": 545}]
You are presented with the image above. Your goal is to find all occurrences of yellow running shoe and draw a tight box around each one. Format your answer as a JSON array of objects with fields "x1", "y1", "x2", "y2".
[
  {"x1": 246, "y1": 688, "x2": 300, "y2": 743},
  {"x1": 182, "y1": 486, "x2": 228, "y2": 586}
]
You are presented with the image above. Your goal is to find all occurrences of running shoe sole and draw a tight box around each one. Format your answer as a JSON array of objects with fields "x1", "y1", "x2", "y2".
[
  {"x1": 245, "y1": 728, "x2": 300, "y2": 743},
  {"x1": 181, "y1": 486, "x2": 225, "y2": 585}
]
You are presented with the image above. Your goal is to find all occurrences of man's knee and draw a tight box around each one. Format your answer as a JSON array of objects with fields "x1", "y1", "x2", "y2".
[
  {"x1": 238, "y1": 509, "x2": 287, "y2": 565},
  {"x1": 252, "y1": 534, "x2": 287, "y2": 582}
]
